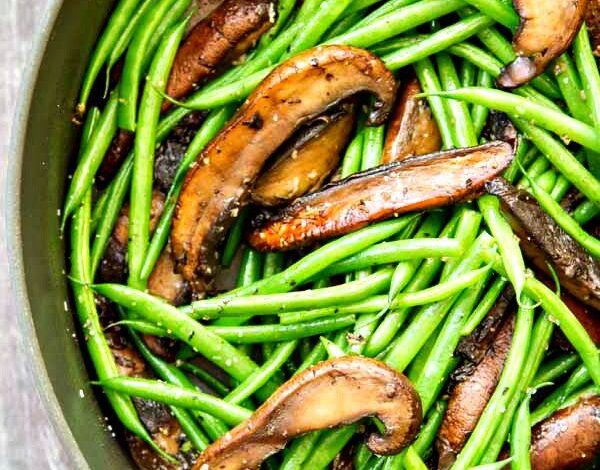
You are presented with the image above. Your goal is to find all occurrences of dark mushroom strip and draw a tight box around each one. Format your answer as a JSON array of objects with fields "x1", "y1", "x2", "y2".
[
  {"x1": 486, "y1": 177, "x2": 600, "y2": 310},
  {"x1": 382, "y1": 76, "x2": 442, "y2": 164},
  {"x1": 251, "y1": 103, "x2": 356, "y2": 207},
  {"x1": 436, "y1": 316, "x2": 515, "y2": 470},
  {"x1": 529, "y1": 395, "x2": 600, "y2": 470},
  {"x1": 172, "y1": 45, "x2": 397, "y2": 288},
  {"x1": 498, "y1": 0, "x2": 588, "y2": 88},
  {"x1": 458, "y1": 285, "x2": 515, "y2": 364},
  {"x1": 587, "y1": 0, "x2": 600, "y2": 55},
  {"x1": 192, "y1": 357, "x2": 422, "y2": 470},
  {"x1": 249, "y1": 141, "x2": 514, "y2": 251}
]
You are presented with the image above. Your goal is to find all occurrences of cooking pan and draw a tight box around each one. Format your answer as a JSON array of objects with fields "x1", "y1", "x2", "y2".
[{"x1": 6, "y1": 0, "x2": 133, "y2": 467}]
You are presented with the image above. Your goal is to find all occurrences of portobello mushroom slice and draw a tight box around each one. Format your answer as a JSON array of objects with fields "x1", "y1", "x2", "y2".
[
  {"x1": 498, "y1": 0, "x2": 588, "y2": 88},
  {"x1": 382, "y1": 77, "x2": 442, "y2": 164},
  {"x1": 436, "y1": 315, "x2": 515, "y2": 470},
  {"x1": 587, "y1": 0, "x2": 600, "y2": 55},
  {"x1": 192, "y1": 357, "x2": 422, "y2": 470},
  {"x1": 171, "y1": 45, "x2": 397, "y2": 289},
  {"x1": 529, "y1": 394, "x2": 600, "y2": 470},
  {"x1": 251, "y1": 103, "x2": 356, "y2": 206},
  {"x1": 249, "y1": 141, "x2": 514, "y2": 251},
  {"x1": 486, "y1": 177, "x2": 600, "y2": 310}
]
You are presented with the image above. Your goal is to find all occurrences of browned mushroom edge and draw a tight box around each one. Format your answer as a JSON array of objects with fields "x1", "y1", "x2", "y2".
[
  {"x1": 436, "y1": 315, "x2": 515, "y2": 470},
  {"x1": 171, "y1": 45, "x2": 397, "y2": 291},
  {"x1": 497, "y1": 0, "x2": 588, "y2": 88},
  {"x1": 192, "y1": 357, "x2": 422, "y2": 470},
  {"x1": 382, "y1": 76, "x2": 442, "y2": 164},
  {"x1": 529, "y1": 394, "x2": 600, "y2": 470},
  {"x1": 251, "y1": 103, "x2": 356, "y2": 206},
  {"x1": 486, "y1": 177, "x2": 600, "y2": 310},
  {"x1": 248, "y1": 141, "x2": 514, "y2": 252},
  {"x1": 97, "y1": 0, "x2": 276, "y2": 184},
  {"x1": 587, "y1": 0, "x2": 600, "y2": 56}
]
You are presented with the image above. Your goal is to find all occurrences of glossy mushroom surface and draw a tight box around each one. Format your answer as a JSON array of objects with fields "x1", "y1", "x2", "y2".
[
  {"x1": 249, "y1": 141, "x2": 514, "y2": 251},
  {"x1": 498, "y1": 0, "x2": 588, "y2": 88},
  {"x1": 192, "y1": 357, "x2": 422, "y2": 470},
  {"x1": 171, "y1": 45, "x2": 397, "y2": 290}
]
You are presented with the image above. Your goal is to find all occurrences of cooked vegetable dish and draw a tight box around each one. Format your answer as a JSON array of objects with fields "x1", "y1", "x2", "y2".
[{"x1": 63, "y1": 0, "x2": 600, "y2": 468}]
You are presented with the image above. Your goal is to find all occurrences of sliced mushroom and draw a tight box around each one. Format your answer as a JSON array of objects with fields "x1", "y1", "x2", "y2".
[
  {"x1": 486, "y1": 177, "x2": 600, "y2": 310},
  {"x1": 458, "y1": 284, "x2": 515, "y2": 364},
  {"x1": 171, "y1": 45, "x2": 397, "y2": 289},
  {"x1": 552, "y1": 286, "x2": 600, "y2": 348},
  {"x1": 248, "y1": 141, "x2": 514, "y2": 251},
  {"x1": 529, "y1": 394, "x2": 600, "y2": 470},
  {"x1": 587, "y1": 0, "x2": 600, "y2": 55},
  {"x1": 498, "y1": 0, "x2": 588, "y2": 88},
  {"x1": 164, "y1": 0, "x2": 277, "y2": 111},
  {"x1": 382, "y1": 77, "x2": 442, "y2": 164},
  {"x1": 192, "y1": 357, "x2": 422, "y2": 470},
  {"x1": 251, "y1": 103, "x2": 356, "y2": 206},
  {"x1": 437, "y1": 315, "x2": 515, "y2": 470}
]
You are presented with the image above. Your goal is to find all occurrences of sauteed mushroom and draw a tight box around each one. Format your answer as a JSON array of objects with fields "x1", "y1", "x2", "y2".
[
  {"x1": 249, "y1": 141, "x2": 514, "y2": 251},
  {"x1": 171, "y1": 45, "x2": 397, "y2": 289},
  {"x1": 192, "y1": 357, "x2": 422, "y2": 470},
  {"x1": 498, "y1": 0, "x2": 588, "y2": 88},
  {"x1": 486, "y1": 177, "x2": 600, "y2": 310},
  {"x1": 529, "y1": 394, "x2": 600, "y2": 470},
  {"x1": 587, "y1": 0, "x2": 600, "y2": 55},
  {"x1": 382, "y1": 77, "x2": 442, "y2": 164},
  {"x1": 251, "y1": 103, "x2": 356, "y2": 206}
]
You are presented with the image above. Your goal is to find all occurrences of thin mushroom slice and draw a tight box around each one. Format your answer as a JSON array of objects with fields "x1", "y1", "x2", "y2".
[
  {"x1": 529, "y1": 394, "x2": 600, "y2": 470},
  {"x1": 248, "y1": 141, "x2": 514, "y2": 251},
  {"x1": 251, "y1": 103, "x2": 356, "y2": 207},
  {"x1": 382, "y1": 76, "x2": 442, "y2": 164},
  {"x1": 486, "y1": 177, "x2": 600, "y2": 310},
  {"x1": 587, "y1": 0, "x2": 600, "y2": 55},
  {"x1": 498, "y1": 0, "x2": 588, "y2": 88},
  {"x1": 192, "y1": 357, "x2": 422, "y2": 470},
  {"x1": 172, "y1": 45, "x2": 397, "y2": 290}
]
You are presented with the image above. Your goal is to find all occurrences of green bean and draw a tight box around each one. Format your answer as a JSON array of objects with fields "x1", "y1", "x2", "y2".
[
  {"x1": 452, "y1": 297, "x2": 535, "y2": 469},
  {"x1": 320, "y1": 238, "x2": 463, "y2": 277},
  {"x1": 98, "y1": 377, "x2": 252, "y2": 425},
  {"x1": 412, "y1": 400, "x2": 448, "y2": 459},
  {"x1": 385, "y1": 233, "x2": 493, "y2": 371},
  {"x1": 327, "y1": 0, "x2": 465, "y2": 49},
  {"x1": 325, "y1": 11, "x2": 363, "y2": 40},
  {"x1": 284, "y1": 0, "x2": 353, "y2": 58},
  {"x1": 63, "y1": 93, "x2": 118, "y2": 226},
  {"x1": 407, "y1": 321, "x2": 443, "y2": 382},
  {"x1": 236, "y1": 248, "x2": 263, "y2": 289},
  {"x1": 484, "y1": 252, "x2": 600, "y2": 388},
  {"x1": 128, "y1": 329, "x2": 210, "y2": 450},
  {"x1": 141, "y1": 106, "x2": 234, "y2": 280},
  {"x1": 348, "y1": 0, "x2": 418, "y2": 31},
  {"x1": 361, "y1": 123, "x2": 385, "y2": 171},
  {"x1": 281, "y1": 432, "x2": 324, "y2": 470},
  {"x1": 260, "y1": 252, "x2": 287, "y2": 359},
  {"x1": 441, "y1": 208, "x2": 482, "y2": 281},
  {"x1": 92, "y1": 283, "x2": 264, "y2": 382},
  {"x1": 118, "y1": 0, "x2": 179, "y2": 131},
  {"x1": 574, "y1": 25, "x2": 600, "y2": 139},
  {"x1": 70, "y1": 113, "x2": 172, "y2": 461},
  {"x1": 383, "y1": 14, "x2": 495, "y2": 72},
  {"x1": 472, "y1": 459, "x2": 513, "y2": 470},
  {"x1": 77, "y1": 0, "x2": 143, "y2": 114},
  {"x1": 531, "y1": 364, "x2": 592, "y2": 425},
  {"x1": 460, "y1": 276, "x2": 508, "y2": 336},
  {"x1": 481, "y1": 312, "x2": 555, "y2": 464},
  {"x1": 460, "y1": 59, "x2": 477, "y2": 88},
  {"x1": 472, "y1": 69, "x2": 493, "y2": 137},
  {"x1": 510, "y1": 394, "x2": 532, "y2": 470},
  {"x1": 479, "y1": 194, "x2": 526, "y2": 302},
  {"x1": 431, "y1": 87, "x2": 600, "y2": 153},
  {"x1": 340, "y1": 124, "x2": 366, "y2": 178},
  {"x1": 403, "y1": 447, "x2": 429, "y2": 470},
  {"x1": 370, "y1": 35, "x2": 425, "y2": 57},
  {"x1": 208, "y1": 316, "x2": 356, "y2": 344},
  {"x1": 186, "y1": 268, "x2": 393, "y2": 319},
  {"x1": 525, "y1": 175, "x2": 600, "y2": 257},
  {"x1": 534, "y1": 169, "x2": 557, "y2": 193},
  {"x1": 221, "y1": 209, "x2": 249, "y2": 268},
  {"x1": 90, "y1": 186, "x2": 110, "y2": 235},
  {"x1": 436, "y1": 53, "x2": 477, "y2": 148},
  {"x1": 516, "y1": 155, "x2": 550, "y2": 189},
  {"x1": 129, "y1": 16, "x2": 188, "y2": 287},
  {"x1": 106, "y1": 0, "x2": 155, "y2": 72},
  {"x1": 503, "y1": 141, "x2": 532, "y2": 186},
  {"x1": 301, "y1": 425, "x2": 358, "y2": 470},
  {"x1": 225, "y1": 340, "x2": 298, "y2": 404},
  {"x1": 553, "y1": 54, "x2": 591, "y2": 124},
  {"x1": 573, "y1": 200, "x2": 600, "y2": 225},
  {"x1": 463, "y1": 0, "x2": 519, "y2": 30},
  {"x1": 532, "y1": 353, "x2": 579, "y2": 388},
  {"x1": 178, "y1": 362, "x2": 231, "y2": 397},
  {"x1": 320, "y1": 337, "x2": 346, "y2": 358},
  {"x1": 414, "y1": 58, "x2": 455, "y2": 148}
]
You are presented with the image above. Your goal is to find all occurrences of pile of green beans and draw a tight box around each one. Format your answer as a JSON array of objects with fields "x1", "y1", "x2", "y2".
[{"x1": 63, "y1": 0, "x2": 600, "y2": 467}]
